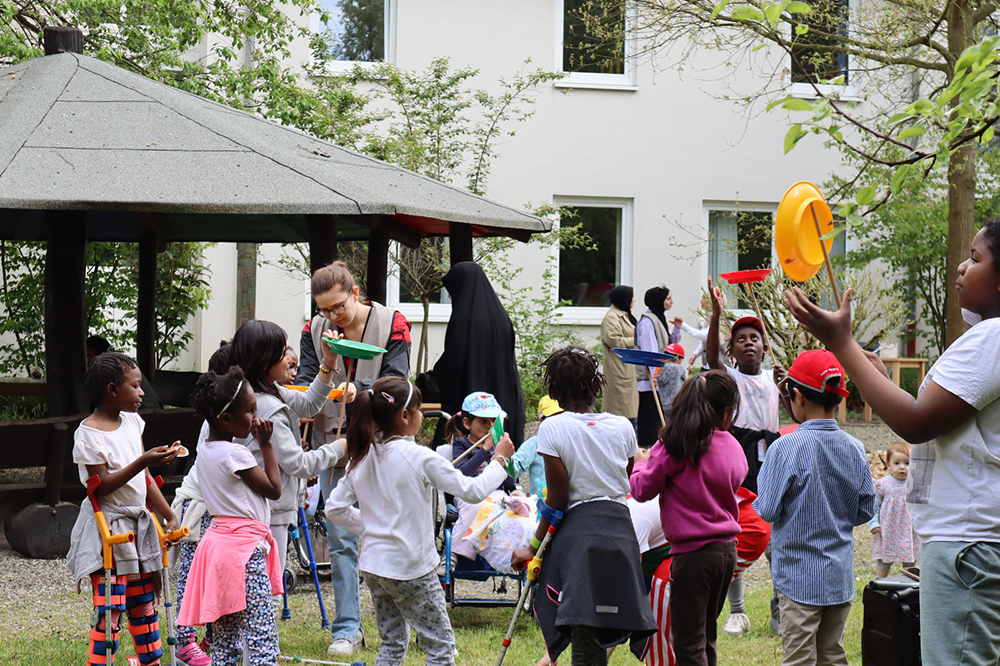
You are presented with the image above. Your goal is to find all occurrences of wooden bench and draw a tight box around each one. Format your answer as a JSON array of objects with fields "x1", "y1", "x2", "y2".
[
  {"x1": 0, "y1": 408, "x2": 202, "y2": 504},
  {"x1": 863, "y1": 358, "x2": 928, "y2": 421}
]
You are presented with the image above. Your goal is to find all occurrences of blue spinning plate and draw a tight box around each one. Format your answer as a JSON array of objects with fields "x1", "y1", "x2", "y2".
[{"x1": 612, "y1": 348, "x2": 674, "y2": 367}]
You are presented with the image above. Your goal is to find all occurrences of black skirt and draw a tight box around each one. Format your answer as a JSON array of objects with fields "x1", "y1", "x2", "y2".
[{"x1": 533, "y1": 500, "x2": 658, "y2": 661}]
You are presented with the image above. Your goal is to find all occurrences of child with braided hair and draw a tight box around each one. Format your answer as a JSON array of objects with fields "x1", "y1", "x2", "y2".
[
  {"x1": 67, "y1": 352, "x2": 180, "y2": 666},
  {"x1": 512, "y1": 346, "x2": 657, "y2": 666},
  {"x1": 176, "y1": 367, "x2": 283, "y2": 666}
]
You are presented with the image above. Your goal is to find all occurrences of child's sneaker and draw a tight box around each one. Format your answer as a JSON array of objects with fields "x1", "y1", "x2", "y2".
[
  {"x1": 177, "y1": 641, "x2": 212, "y2": 666},
  {"x1": 722, "y1": 612, "x2": 752, "y2": 638}
]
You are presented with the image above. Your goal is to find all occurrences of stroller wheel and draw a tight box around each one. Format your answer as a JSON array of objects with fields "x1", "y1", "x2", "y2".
[{"x1": 284, "y1": 568, "x2": 298, "y2": 593}]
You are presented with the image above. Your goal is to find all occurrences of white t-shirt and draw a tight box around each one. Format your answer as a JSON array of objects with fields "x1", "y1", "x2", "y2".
[
  {"x1": 628, "y1": 495, "x2": 667, "y2": 553},
  {"x1": 73, "y1": 411, "x2": 147, "y2": 507},
  {"x1": 908, "y1": 317, "x2": 1000, "y2": 543},
  {"x1": 537, "y1": 412, "x2": 638, "y2": 510},
  {"x1": 195, "y1": 439, "x2": 270, "y2": 524},
  {"x1": 727, "y1": 366, "x2": 780, "y2": 432}
]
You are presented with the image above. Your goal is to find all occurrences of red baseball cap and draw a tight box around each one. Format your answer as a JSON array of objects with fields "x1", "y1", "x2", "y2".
[
  {"x1": 731, "y1": 315, "x2": 764, "y2": 336},
  {"x1": 664, "y1": 343, "x2": 685, "y2": 358},
  {"x1": 787, "y1": 349, "x2": 850, "y2": 397}
]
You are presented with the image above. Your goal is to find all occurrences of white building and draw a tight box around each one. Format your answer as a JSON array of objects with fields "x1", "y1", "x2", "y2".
[{"x1": 179, "y1": 0, "x2": 853, "y2": 373}]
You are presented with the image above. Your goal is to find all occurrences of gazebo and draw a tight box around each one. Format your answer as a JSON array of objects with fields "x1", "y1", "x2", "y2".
[{"x1": 0, "y1": 28, "x2": 550, "y2": 556}]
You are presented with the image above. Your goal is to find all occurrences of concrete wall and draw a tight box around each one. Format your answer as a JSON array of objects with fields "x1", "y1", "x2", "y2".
[{"x1": 175, "y1": 0, "x2": 854, "y2": 372}]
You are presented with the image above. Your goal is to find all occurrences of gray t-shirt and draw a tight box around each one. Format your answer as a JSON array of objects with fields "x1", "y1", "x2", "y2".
[{"x1": 537, "y1": 412, "x2": 638, "y2": 510}]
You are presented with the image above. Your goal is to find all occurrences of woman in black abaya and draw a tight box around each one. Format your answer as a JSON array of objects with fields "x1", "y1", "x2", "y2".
[{"x1": 432, "y1": 261, "x2": 527, "y2": 448}]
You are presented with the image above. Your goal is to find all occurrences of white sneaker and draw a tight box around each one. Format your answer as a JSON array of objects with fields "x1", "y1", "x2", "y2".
[
  {"x1": 722, "y1": 612, "x2": 752, "y2": 638},
  {"x1": 327, "y1": 630, "x2": 365, "y2": 656}
]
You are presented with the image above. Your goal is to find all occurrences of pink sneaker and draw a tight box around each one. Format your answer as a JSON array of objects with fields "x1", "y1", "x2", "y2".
[{"x1": 177, "y1": 641, "x2": 211, "y2": 666}]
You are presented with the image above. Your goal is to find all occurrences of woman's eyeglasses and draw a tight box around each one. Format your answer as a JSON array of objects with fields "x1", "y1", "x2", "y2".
[{"x1": 318, "y1": 294, "x2": 352, "y2": 317}]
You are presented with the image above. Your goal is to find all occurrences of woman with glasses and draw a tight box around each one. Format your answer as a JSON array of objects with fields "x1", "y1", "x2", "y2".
[{"x1": 296, "y1": 260, "x2": 411, "y2": 657}]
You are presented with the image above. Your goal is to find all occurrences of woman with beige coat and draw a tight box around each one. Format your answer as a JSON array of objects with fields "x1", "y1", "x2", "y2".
[{"x1": 601, "y1": 285, "x2": 639, "y2": 424}]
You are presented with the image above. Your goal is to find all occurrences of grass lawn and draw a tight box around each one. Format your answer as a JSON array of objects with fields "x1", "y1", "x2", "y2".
[{"x1": 0, "y1": 525, "x2": 882, "y2": 665}]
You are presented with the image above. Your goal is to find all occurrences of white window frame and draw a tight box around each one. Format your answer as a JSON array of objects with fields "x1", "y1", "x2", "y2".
[
  {"x1": 705, "y1": 201, "x2": 777, "y2": 317},
  {"x1": 385, "y1": 242, "x2": 453, "y2": 324},
  {"x1": 553, "y1": 196, "x2": 634, "y2": 326},
  {"x1": 310, "y1": 0, "x2": 397, "y2": 75},
  {"x1": 554, "y1": 0, "x2": 638, "y2": 91},
  {"x1": 788, "y1": 0, "x2": 859, "y2": 100}
]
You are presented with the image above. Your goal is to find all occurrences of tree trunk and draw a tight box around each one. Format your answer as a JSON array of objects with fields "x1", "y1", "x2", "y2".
[
  {"x1": 944, "y1": 0, "x2": 976, "y2": 348},
  {"x1": 416, "y1": 298, "x2": 431, "y2": 374}
]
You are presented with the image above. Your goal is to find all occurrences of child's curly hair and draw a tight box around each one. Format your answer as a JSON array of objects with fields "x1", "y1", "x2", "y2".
[
  {"x1": 85, "y1": 351, "x2": 138, "y2": 408},
  {"x1": 190, "y1": 366, "x2": 247, "y2": 423},
  {"x1": 541, "y1": 346, "x2": 605, "y2": 407}
]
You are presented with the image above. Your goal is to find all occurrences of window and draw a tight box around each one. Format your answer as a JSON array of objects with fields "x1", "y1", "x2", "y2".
[
  {"x1": 555, "y1": 197, "x2": 634, "y2": 324},
  {"x1": 385, "y1": 240, "x2": 452, "y2": 324},
  {"x1": 708, "y1": 204, "x2": 845, "y2": 308},
  {"x1": 708, "y1": 208, "x2": 774, "y2": 309},
  {"x1": 789, "y1": 0, "x2": 851, "y2": 96},
  {"x1": 556, "y1": 0, "x2": 637, "y2": 90},
  {"x1": 312, "y1": 0, "x2": 396, "y2": 72}
]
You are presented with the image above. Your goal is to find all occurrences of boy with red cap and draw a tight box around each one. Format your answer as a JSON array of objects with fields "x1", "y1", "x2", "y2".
[
  {"x1": 753, "y1": 349, "x2": 876, "y2": 666},
  {"x1": 706, "y1": 278, "x2": 783, "y2": 636}
]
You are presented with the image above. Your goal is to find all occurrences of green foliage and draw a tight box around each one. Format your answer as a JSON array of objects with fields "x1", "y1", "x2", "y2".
[
  {"x1": 0, "y1": 240, "x2": 46, "y2": 376},
  {"x1": 0, "y1": 240, "x2": 212, "y2": 376},
  {"x1": 275, "y1": 58, "x2": 563, "y2": 375},
  {"x1": 828, "y1": 140, "x2": 1000, "y2": 357},
  {"x1": 2, "y1": 0, "x2": 334, "y2": 132},
  {"x1": 0, "y1": 395, "x2": 46, "y2": 420}
]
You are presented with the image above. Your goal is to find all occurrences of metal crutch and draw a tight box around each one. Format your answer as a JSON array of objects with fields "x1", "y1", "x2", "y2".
[
  {"x1": 149, "y1": 475, "x2": 190, "y2": 665},
  {"x1": 495, "y1": 500, "x2": 564, "y2": 666},
  {"x1": 86, "y1": 475, "x2": 136, "y2": 666}
]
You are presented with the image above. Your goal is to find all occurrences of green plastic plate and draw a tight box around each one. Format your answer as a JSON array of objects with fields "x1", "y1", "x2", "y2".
[{"x1": 323, "y1": 337, "x2": 387, "y2": 360}]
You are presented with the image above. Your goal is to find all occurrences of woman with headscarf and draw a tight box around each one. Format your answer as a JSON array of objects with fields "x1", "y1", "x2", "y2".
[
  {"x1": 432, "y1": 261, "x2": 527, "y2": 447},
  {"x1": 601, "y1": 285, "x2": 639, "y2": 424},
  {"x1": 635, "y1": 285, "x2": 682, "y2": 447}
]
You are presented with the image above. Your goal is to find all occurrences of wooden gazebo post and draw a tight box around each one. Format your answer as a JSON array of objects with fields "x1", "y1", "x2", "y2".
[{"x1": 450, "y1": 222, "x2": 473, "y2": 265}]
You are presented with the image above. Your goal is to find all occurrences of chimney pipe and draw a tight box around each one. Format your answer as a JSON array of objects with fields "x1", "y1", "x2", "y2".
[{"x1": 43, "y1": 26, "x2": 83, "y2": 55}]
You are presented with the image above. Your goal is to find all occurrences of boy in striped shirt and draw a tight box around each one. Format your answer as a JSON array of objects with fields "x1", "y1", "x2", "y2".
[{"x1": 753, "y1": 350, "x2": 875, "y2": 666}]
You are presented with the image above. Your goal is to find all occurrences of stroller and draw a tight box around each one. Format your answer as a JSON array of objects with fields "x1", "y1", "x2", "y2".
[{"x1": 429, "y1": 408, "x2": 526, "y2": 608}]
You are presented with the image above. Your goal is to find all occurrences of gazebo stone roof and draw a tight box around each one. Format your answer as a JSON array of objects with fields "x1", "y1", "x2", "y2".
[{"x1": 0, "y1": 52, "x2": 549, "y2": 243}]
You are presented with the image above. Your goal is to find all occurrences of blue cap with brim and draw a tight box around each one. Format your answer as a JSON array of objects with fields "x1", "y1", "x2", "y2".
[{"x1": 461, "y1": 391, "x2": 507, "y2": 420}]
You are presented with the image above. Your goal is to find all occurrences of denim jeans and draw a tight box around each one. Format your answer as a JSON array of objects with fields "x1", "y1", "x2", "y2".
[
  {"x1": 921, "y1": 540, "x2": 1000, "y2": 666},
  {"x1": 320, "y1": 467, "x2": 362, "y2": 640}
]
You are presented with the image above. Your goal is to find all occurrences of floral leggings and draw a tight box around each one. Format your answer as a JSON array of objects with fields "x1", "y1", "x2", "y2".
[
  {"x1": 175, "y1": 500, "x2": 213, "y2": 646},
  {"x1": 210, "y1": 549, "x2": 279, "y2": 666}
]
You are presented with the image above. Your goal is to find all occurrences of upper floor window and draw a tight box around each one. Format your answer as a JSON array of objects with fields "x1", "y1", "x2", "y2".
[
  {"x1": 557, "y1": 0, "x2": 637, "y2": 90},
  {"x1": 313, "y1": 0, "x2": 396, "y2": 72},
  {"x1": 790, "y1": 0, "x2": 851, "y2": 97}
]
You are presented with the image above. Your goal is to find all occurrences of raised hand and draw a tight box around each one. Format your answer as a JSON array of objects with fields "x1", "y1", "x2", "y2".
[
  {"x1": 252, "y1": 417, "x2": 274, "y2": 445},
  {"x1": 708, "y1": 276, "x2": 725, "y2": 317},
  {"x1": 784, "y1": 287, "x2": 854, "y2": 352}
]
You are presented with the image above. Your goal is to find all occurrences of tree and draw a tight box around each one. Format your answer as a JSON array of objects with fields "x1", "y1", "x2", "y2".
[
  {"x1": 270, "y1": 57, "x2": 563, "y2": 373},
  {"x1": 601, "y1": 0, "x2": 1000, "y2": 345},
  {"x1": 2, "y1": 0, "x2": 334, "y2": 132},
  {"x1": 0, "y1": 241, "x2": 213, "y2": 376}
]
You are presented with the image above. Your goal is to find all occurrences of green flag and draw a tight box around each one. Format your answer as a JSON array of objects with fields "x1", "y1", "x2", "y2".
[
  {"x1": 491, "y1": 417, "x2": 504, "y2": 448},
  {"x1": 491, "y1": 417, "x2": 516, "y2": 477}
]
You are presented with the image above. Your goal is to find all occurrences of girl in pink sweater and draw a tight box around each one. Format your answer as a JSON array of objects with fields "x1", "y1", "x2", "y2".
[{"x1": 630, "y1": 370, "x2": 747, "y2": 666}]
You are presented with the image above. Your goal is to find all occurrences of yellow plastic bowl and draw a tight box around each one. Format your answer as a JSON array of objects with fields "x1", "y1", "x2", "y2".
[{"x1": 775, "y1": 181, "x2": 834, "y2": 282}]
